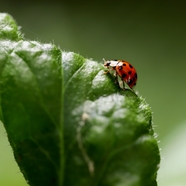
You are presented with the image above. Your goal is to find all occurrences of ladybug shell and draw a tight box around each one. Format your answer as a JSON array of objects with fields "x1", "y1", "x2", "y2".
[{"x1": 115, "y1": 60, "x2": 137, "y2": 88}]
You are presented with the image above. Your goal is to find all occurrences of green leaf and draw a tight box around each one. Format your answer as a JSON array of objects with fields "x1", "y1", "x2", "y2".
[
  {"x1": 0, "y1": 13, "x2": 160, "y2": 186},
  {"x1": 0, "y1": 13, "x2": 23, "y2": 41}
]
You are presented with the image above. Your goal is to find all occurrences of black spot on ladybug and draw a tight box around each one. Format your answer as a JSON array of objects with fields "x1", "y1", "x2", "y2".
[
  {"x1": 123, "y1": 63, "x2": 127, "y2": 66},
  {"x1": 129, "y1": 64, "x2": 133, "y2": 69},
  {"x1": 135, "y1": 73, "x2": 137, "y2": 78},
  {"x1": 119, "y1": 66, "x2": 123, "y2": 70},
  {"x1": 128, "y1": 79, "x2": 133, "y2": 85},
  {"x1": 122, "y1": 73, "x2": 126, "y2": 78},
  {"x1": 128, "y1": 71, "x2": 132, "y2": 75},
  {"x1": 112, "y1": 66, "x2": 116, "y2": 70}
]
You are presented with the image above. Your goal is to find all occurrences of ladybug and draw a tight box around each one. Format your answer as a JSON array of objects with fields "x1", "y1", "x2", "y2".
[{"x1": 103, "y1": 59, "x2": 137, "y2": 89}]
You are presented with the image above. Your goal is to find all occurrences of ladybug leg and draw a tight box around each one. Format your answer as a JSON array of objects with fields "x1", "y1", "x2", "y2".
[
  {"x1": 117, "y1": 77, "x2": 125, "y2": 90},
  {"x1": 103, "y1": 70, "x2": 109, "y2": 74},
  {"x1": 103, "y1": 65, "x2": 110, "y2": 74},
  {"x1": 114, "y1": 73, "x2": 121, "y2": 88},
  {"x1": 122, "y1": 81, "x2": 126, "y2": 90},
  {"x1": 116, "y1": 75, "x2": 125, "y2": 90},
  {"x1": 114, "y1": 73, "x2": 118, "y2": 83}
]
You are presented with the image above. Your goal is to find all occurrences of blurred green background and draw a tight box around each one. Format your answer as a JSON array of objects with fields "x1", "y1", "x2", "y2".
[{"x1": 0, "y1": 0, "x2": 186, "y2": 185}]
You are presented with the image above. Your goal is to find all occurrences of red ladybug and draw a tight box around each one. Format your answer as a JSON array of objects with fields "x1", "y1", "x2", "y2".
[{"x1": 103, "y1": 59, "x2": 137, "y2": 89}]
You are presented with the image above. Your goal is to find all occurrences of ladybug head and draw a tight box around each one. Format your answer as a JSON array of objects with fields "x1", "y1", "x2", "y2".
[
  {"x1": 103, "y1": 58, "x2": 110, "y2": 67},
  {"x1": 104, "y1": 62, "x2": 111, "y2": 67}
]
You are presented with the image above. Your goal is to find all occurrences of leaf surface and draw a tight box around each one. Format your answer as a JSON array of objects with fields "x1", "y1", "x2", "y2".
[{"x1": 0, "y1": 13, "x2": 160, "y2": 186}]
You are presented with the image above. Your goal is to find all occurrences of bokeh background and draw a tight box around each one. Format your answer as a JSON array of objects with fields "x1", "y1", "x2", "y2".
[{"x1": 0, "y1": 0, "x2": 186, "y2": 185}]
